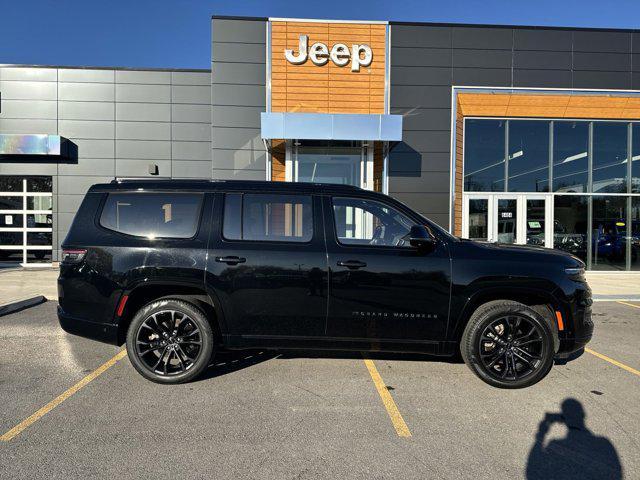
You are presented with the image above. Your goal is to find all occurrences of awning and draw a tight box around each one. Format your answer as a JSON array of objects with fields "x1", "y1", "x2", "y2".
[
  {"x1": 0, "y1": 134, "x2": 68, "y2": 156},
  {"x1": 261, "y1": 112, "x2": 403, "y2": 141}
]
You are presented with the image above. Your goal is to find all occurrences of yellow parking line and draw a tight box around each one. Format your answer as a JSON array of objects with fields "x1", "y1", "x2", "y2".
[
  {"x1": 585, "y1": 348, "x2": 640, "y2": 377},
  {"x1": 617, "y1": 301, "x2": 640, "y2": 310},
  {"x1": 363, "y1": 358, "x2": 412, "y2": 437},
  {"x1": 0, "y1": 349, "x2": 127, "y2": 442}
]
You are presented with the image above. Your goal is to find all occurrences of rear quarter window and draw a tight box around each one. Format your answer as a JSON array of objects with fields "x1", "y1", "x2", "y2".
[{"x1": 99, "y1": 192, "x2": 203, "y2": 239}]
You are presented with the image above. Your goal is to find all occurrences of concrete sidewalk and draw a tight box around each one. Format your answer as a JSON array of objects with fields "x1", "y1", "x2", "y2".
[
  {"x1": 0, "y1": 267, "x2": 58, "y2": 306},
  {"x1": 0, "y1": 267, "x2": 637, "y2": 307}
]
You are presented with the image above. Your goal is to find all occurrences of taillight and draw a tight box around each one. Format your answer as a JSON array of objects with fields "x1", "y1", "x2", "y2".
[{"x1": 61, "y1": 249, "x2": 87, "y2": 264}]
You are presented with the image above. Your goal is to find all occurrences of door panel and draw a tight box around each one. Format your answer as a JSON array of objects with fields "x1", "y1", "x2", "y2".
[
  {"x1": 324, "y1": 196, "x2": 451, "y2": 343},
  {"x1": 206, "y1": 193, "x2": 328, "y2": 338}
]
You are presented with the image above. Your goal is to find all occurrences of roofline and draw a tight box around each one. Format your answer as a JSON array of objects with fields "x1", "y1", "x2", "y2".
[
  {"x1": 211, "y1": 14, "x2": 640, "y2": 34},
  {"x1": 389, "y1": 20, "x2": 640, "y2": 33},
  {"x1": 212, "y1": 15, "x2": 267, "y2": 21},
  {"x1": 0, "y1": 64, "x2": 210, "y2": 73}
]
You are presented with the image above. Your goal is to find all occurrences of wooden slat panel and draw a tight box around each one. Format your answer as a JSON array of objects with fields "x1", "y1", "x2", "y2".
[{"x1": 270, "y1": 20, "x2": 386, "y2": 114}]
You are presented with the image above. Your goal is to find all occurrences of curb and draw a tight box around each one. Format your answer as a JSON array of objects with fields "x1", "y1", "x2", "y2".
[{"x1": 0, "y1": 296, "x2": 47, "y2": 317}]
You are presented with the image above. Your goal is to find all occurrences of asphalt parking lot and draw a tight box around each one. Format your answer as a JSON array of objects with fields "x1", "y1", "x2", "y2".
[{"x1": 0, "y1": 301, "x2": 639, "y2": 479}]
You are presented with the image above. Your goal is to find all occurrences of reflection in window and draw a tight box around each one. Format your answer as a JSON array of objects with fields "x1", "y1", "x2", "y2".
[
  {"x1": 553, "y1": 196, "x2": 588, "y2": 264},
  {"x1": 464, "y1": 120, "x2": 505, "y2": 192},
  {"x1": 332, "y1": 197, "x2": 414, "y2": 247},
  {"x1": 632, "y1": 197, "x2": 640, "y2": 271},
  {"x1": 100, "y1": 193, "x2": 202, "y2": 239},
  {"x1": 553, "y1": 121, "x2": 589, "y2": 193},
  {"x1": 468, "y1": 199, "x2": 488, "y2": 240},
  {"x1": 632, "y1": 124, "x2": 640, "y2": 193},
  {"x1": 592, "y1": 196, "x2": 627, "y2": 271},
  {"x1": 508, "y1": 120, "x2": 549, "y2": 192},
  {"x1": 296, "y1": 142, "x2": 362, "y2": 186},
  {"x1": 222, "y1": 194, "x2": 313, "y2": 243},
  {"x1": 593, "y1": 122, "x2": 628, "y2": 193}
]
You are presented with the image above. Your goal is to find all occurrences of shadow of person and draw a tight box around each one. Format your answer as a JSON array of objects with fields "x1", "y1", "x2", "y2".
[{"x1": 526, "y1": 398, "x2": 622, "y2": 480}]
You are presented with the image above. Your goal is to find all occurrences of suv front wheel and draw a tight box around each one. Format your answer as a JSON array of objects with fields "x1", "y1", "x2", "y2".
[
  {"x1": 126, "y1": 299, "x2": 214, "y2": 384},
  {"x1": 461, "y1": 300, "x2": 555, "y2": 388}
]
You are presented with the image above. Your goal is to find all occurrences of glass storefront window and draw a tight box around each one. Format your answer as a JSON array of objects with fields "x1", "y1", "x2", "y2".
[
  {"x1": 508, "y1": 120, "x2": 550, "y2": 192},
  {"x1": 591, "y1": 196, "x2": 628, "y2": 270},
  {"x1": 631, "y1": 197, "x2": 640, "y2": 271},
  {"x1": 464, "y1": 119, "x2": 505, "y2": 192},
  {"x1": 553, "y1": 121, "x2": 589, "y2": 193},
  {"x1": 526, "y1": 199, "x2": 546, "y2": 246},
  {"x1": 467, "y1": 199, "x2": 489, "y2": 240},
  {"x1": 295, "y1": 141, "x2": 362, "y2": 186},
  {"x1": 497, "y1": 199, "x2": 518, "y2": 244},
  {"x1": 592, "y1": 122, "x2": 628, "y2": 193},
  {"x1": 632, "y1": 124, "x2": 640, "y2": 194},
  {"x1": 553, "y1": 196, "x2": 588, "y2": 264}
]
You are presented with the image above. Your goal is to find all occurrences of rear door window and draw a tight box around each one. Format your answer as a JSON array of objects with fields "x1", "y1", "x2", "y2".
[
  {"x1": 222, "y1": 193, "x2": 313, "y2": 242},
  {"x1": 100, "y1": 193, "x2": 203, "y2": 239}
]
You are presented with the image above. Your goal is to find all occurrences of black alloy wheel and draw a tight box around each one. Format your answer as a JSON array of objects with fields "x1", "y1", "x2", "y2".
[
  {"x1": 126, "y1": 299, "x2": 214, "y2": 384},
  {"x1": 461, "y1": 300, "x2": 555, "y2": 388},
  {"x1": 477, "y1": 314, "x2": 545, "y2": 382}
]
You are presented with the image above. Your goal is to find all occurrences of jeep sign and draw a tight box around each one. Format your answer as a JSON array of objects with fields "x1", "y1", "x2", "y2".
[{"x1": 284, "y1": 35, "x2": 373, "y2": 72}]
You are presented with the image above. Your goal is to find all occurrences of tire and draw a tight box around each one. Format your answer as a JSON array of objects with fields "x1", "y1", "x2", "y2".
[
  {"x1": 126, "y1": 298, "x2": 215, "y2": 384},
  {"x1": 460, "y1": 300, "x2": 555, "y2": 389}
]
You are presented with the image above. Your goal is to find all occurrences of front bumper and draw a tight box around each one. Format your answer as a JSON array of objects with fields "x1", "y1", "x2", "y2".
[
  {"x1": 557, "y1": 284, "x2": 594, "y2": 355},
  {"x1": 57, "y1": 306, "x2": 120, "y2": 345}
]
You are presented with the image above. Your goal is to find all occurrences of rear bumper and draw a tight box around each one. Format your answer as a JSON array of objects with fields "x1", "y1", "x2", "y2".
[{"x1": 57, "y1": 305, "x2": 120, "y2": 345}]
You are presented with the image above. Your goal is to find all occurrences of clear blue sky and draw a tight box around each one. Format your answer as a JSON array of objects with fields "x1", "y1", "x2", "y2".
[{"x1": 1, "y1": 0, "x2": 639, "y2": 70}]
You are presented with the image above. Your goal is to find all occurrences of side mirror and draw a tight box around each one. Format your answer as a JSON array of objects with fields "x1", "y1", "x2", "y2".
[{"x1": 409, "y1": 225, "x2": 435, "y2": 252}]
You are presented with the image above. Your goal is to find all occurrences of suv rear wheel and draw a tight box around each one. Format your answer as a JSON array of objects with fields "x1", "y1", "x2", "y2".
[
  {"x1": 461, "y1": 300, "x2": 555, "y2": 388},
  {"x1": 126, "y1": 299, "x2": 214, "y2": 384}
]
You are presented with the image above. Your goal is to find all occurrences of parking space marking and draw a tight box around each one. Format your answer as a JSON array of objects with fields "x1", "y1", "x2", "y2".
[
  {"x1": 0, "y1": 349, "x2": 127, "y2": 442},
  {"x1": 585, "y1": 348, "x2": 640, "y2": 377},
  {"x1": 363, "y1": 359, "x2": 412, "y2": 437},
  {"x1": 617, "y1": 301, "x2": 640, "y2": 310}
]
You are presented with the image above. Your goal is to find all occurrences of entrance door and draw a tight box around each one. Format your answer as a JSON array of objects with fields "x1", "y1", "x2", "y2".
[
  {"x1": 0, "y1": 176, "x2": 53, "y2": 266},
  {"x1": 463, "y1": 194, "x2": 552, "y2": 247},
  {"x1": 287, "y1": 140, "x2": 374, "y2": 190}
]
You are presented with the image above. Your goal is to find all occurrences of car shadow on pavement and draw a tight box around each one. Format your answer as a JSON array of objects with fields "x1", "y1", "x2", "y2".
[
  {"x1": 197, "y1": 348, "x2": 461, "y2": 381},
  {"x1": 198, "y1": 350, "x2": 280, "y2": 381},
  {"x1": 526, "y1": 398, "x2": 622, "y2": 479}
]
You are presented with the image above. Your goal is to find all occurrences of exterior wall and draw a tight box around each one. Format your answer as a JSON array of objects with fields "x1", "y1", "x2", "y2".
[
  {"x1": 0, "y1": 66, "x2": 211, "y2": 260},
  {"x1": 389, "y1": 24, "x2": 640, "y2": 230},
  {"x1": 211, "y1": 17, "x2": 267, "y2": 181},
  {"x1": 270, "y1": 21, "x2": 386, "y2": 113}
]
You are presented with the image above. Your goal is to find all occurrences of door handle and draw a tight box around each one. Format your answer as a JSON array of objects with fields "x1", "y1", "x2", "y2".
[
  {"x1": 215, "y1": 256, "x2": 246, "y2": 265},
  {"x1": 337, "y1": 260, "x2": 367, "y2": 270}
]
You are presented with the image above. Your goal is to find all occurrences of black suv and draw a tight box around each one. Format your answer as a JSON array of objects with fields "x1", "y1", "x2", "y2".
[{"x1": 58, "y1": 180, "x2": 593, "y2": 388}]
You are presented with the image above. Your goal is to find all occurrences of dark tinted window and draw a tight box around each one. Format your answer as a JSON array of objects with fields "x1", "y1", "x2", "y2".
[
  {"x1": 553, "y1": 195, "x2": 588, "y2": 264},
  {"x1": 632, "y1": 124, "x2": 640, "y2": 193},
  {"x1": 464, "y1": 119, "x2": 506, "y2": 192},
  {"x1": 222, "y1": 193, "x2": 313, "y2": 243},
  {"x1": 553, "y1": 121, "x2": 589, "y2": 193},
  {"x1": 508, "y1": 120, "x2": 550, "y2": 192},
  {"x1": 100, "y1": 193, "x2": 203, "y2": 239},
  {"x1": 593, "y1": 122, "x2": 628, "y2": 193}
]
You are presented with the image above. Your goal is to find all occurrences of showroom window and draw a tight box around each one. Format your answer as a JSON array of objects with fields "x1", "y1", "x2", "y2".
[
  {"x1": 463, "y1": 118, "x2": 639, "y2": 271},
  {"x1": 507, "y1": 120, "x2": 550, "y2": 192},
  {"x1": 463, "y1": 119, "x2": 506, "y2": 192}
]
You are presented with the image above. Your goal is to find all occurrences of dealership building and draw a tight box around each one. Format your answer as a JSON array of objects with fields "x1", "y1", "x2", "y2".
[{"x1": 1, "y1": 15, "x2": 639, "y2": 270}]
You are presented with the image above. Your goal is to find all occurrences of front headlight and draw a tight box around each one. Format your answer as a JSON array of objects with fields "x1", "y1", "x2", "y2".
[{"x1": 565, "y1": 266, "x2": 586, "y2": 279}]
